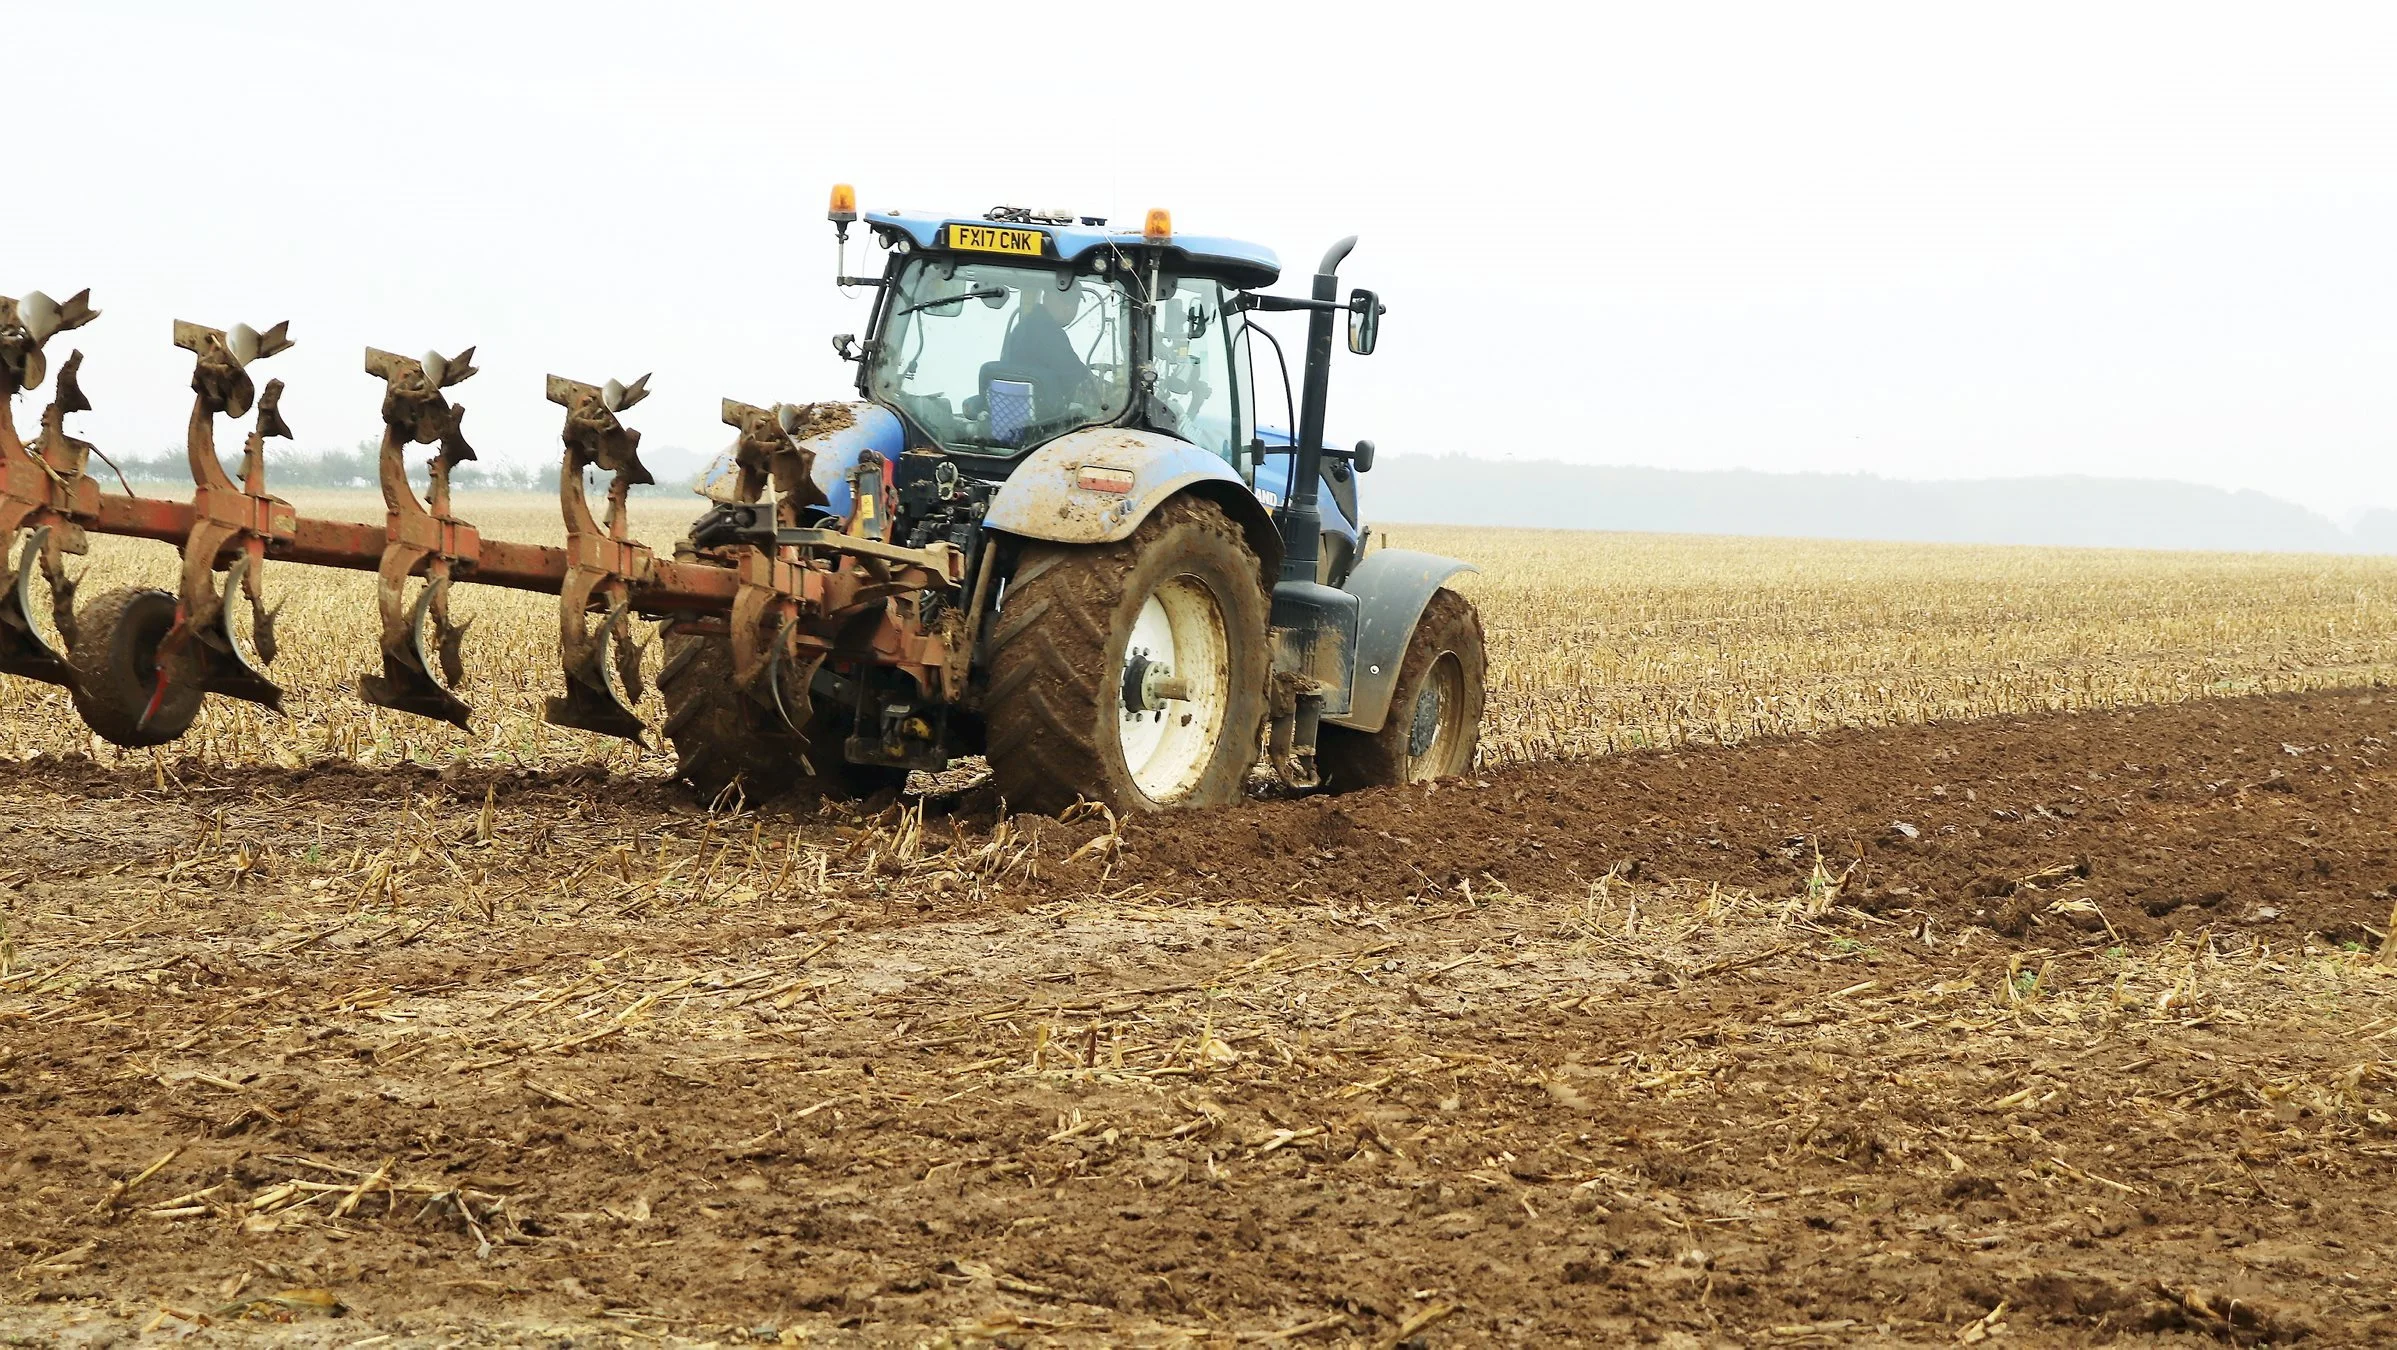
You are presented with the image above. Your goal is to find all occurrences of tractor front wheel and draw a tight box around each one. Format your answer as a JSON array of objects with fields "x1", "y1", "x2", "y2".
[
  {"x1": 984, "y1": 497, "x2": 1268, "y2": 815},
  {"x1": 1318, "y1": 587, "x2": 1485, "y2": 790}
]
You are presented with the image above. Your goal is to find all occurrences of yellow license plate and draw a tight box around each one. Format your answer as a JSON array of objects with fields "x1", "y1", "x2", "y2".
[{"x1": 946, "y1": 223, "x2": 1047, "y2": 256}]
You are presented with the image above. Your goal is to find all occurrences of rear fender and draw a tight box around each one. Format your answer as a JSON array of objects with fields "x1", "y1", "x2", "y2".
[
  {"x1": 982, "y1": 428, "x2": 1281, "y2": 575},
  {"x1": 1325, "y1": 548, "x2": 1478, "y2": 734}
]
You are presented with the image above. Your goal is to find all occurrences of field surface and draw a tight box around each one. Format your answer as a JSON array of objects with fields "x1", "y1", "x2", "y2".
[
  {"x1": 6, "y1": 691, "x2": 2397, "y2": 1346},
  {"x1": 5, "y1": 494, "x2": 2397, "y2": 776},
  {"x1": 8, "y1": 503, "x2": 2397, "y2": 1344}
]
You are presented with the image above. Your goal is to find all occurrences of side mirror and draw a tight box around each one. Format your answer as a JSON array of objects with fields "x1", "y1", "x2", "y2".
[
  {"x1": 1324, "y1": 439, "x2": 1375, "y2": 474},
  {"x1": 1346, "y1": 289, "x2": 1384, "y2": 355}
]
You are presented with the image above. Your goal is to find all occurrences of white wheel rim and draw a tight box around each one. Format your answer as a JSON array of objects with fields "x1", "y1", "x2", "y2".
[{"x1": 1116, "y1": 575, "x2": 1230, "y2": 803}]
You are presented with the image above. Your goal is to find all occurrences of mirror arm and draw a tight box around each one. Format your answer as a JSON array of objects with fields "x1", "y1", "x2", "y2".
[{"x1": 1244, "y1": 294, "x2": 1344, "y2": 314}]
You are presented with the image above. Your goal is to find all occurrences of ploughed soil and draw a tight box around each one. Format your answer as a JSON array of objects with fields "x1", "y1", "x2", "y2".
[{"x1": 6, "y1": 691, "x2": 2397, "y2": 1345}]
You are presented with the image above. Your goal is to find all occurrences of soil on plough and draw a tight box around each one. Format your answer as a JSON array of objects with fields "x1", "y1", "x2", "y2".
[{"x1": 7, "y1": 691, "x2": 2397, "y2": 1345}]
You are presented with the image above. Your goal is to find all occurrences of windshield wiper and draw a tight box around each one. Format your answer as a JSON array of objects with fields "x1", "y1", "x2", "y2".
[{"x1": 893, "y1": 285, "x2": 1005, "y2": 318}]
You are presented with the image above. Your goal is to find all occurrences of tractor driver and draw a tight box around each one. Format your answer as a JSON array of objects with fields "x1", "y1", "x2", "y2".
[{"x1": 1000, "y1": 279, "x2": 1097, "y2": 419}]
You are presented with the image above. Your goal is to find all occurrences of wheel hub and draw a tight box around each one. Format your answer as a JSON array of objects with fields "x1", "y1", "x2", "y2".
[
  {"x1": 1121, "y1": 648, "x2": 1192, "y2": 716},
  {"x1": 1408, "y1": 683, "x2": 1443, "y2": 757}
]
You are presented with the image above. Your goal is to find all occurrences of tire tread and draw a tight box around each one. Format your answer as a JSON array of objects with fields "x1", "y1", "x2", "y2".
[
  {"x1": 68, "y1": 586, "x2": 200, "y2": 748},
  {"x1": 983, "y1": 498, "x2": 1265, "y2": 814}
]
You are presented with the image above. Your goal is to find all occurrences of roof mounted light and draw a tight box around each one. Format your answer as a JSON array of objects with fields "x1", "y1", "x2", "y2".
[
  {"x1": 1143, "y1": 208, "x2": 1172, "y2": 242},
  {"x1": 828, "y1": 183, "x2": 864, "y2": 280}
]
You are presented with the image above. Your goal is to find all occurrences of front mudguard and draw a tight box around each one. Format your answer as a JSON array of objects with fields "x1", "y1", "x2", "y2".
[
  {"x1": 1324, "y1": 548, "x2": 1478, "y2": 734},
  {"x1": 980, "y1": 428, "x2": 1281, "y2": 575}
]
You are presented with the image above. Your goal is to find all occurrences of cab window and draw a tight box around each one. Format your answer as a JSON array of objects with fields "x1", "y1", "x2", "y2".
[{"x1": 1150, "y1": 277, "x2": 1242, "y2": 464}]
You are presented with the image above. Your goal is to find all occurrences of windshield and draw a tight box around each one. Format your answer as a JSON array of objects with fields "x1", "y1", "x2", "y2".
[{"x1": 867, "y1": 257, "x2": 1132, "y2": 455}]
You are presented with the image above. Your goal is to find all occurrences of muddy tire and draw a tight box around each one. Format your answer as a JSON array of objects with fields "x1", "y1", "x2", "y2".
[
  {"x1": 68, "y1": 586, "x2": 202, "y2": 748},
  {"x1": 984, "y1": 496, "x2": 1269, "y2": 815},
  {"x1": 1319, "y1": 588, "x2": 1484, "y2": 791},
  {"x1": 659, "y1": 635, "x2": 901, "y2": 804}
]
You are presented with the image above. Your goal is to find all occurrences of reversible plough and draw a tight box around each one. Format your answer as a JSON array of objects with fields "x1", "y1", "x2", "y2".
[{"x1": 0, "y1": 289, "x2": 967, "y2": 752}]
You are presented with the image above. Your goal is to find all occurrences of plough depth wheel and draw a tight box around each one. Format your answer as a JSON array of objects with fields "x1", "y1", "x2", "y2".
[{"x1": 68, "y1": 587, "x2": 202, "y2": 747}]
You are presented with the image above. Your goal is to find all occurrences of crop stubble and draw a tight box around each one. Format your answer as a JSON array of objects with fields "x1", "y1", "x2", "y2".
[{"x1": 2, "y1": 493, "x2": 2395, "y2": 775}]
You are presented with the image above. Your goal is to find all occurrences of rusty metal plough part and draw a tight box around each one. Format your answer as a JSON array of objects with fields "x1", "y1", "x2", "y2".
[
  {"x1": 0, "y1": 286, "x2": 971, "y2": 763},
  {"x1": 703, "y1": 400, "x2": 969, "y2": 739},
  {"x1": 717, "y1": 399, "x2": 825, "y2": 731},
  {"x1": 546, "y1": 374, "x2": 658, "y2": 742},
  {"x1": 160, "y1": 318, "x2": 299, "y2": 718},
  {"x1": 0, "y1": 290, "x2": 100, "y2": 685},
  {"x1": 360, "y1": 347, "x2": 481, "y2": 727}
]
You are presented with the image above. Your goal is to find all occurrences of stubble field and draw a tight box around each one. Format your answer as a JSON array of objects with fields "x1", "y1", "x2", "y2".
[{"x1": 6, "y1": 493, "x2": 2397, "y2": 1345}]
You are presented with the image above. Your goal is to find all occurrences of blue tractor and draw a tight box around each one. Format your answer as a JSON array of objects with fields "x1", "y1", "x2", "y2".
[{"x1": 667, "y1": 192, "x2": 1486, "y2": 814}]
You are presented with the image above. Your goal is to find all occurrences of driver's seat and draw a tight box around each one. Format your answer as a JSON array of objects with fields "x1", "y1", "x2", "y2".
[{"x1": 972, "y1": 362, "x2": 1045, "y2": 446}]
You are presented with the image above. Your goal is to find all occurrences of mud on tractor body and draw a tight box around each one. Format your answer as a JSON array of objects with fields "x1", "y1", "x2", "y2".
[{"x1": 0, "y1": 193, "x2": 1485, "y2": 814}]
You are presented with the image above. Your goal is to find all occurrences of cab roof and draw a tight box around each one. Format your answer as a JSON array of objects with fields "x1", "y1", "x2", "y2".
[{"x1": 865, "y1": 210, "x2": 1281, "y2": 291}]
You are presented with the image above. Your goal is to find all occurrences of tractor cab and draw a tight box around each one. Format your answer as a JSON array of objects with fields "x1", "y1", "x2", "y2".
[{"x1": 840, "y1": 205, "x2": 1280, "y2": 469}]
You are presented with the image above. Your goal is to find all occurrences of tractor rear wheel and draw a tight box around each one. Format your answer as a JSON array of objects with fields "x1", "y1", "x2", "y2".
[
  {"x1": 659, "y1": 634, "x2": 903, "y2": 804},
  {"x1": 68, "y1": 586, "x2": 202, "y2": 748},
  {"x1": 984, "y1": 496, "x2": 1269, "y2": 815},
  {"x1": 1318, "y1": 587, "x2": 1484, "y2": 790}
]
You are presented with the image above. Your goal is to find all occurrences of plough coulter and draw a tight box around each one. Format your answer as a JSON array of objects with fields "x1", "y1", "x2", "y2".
[
  {"x1": 3, "y1": 189, "x2": 1488, "y2": 812},
  {"x1": 0, "y1": 289, "x2": 965, "y2": 783}
]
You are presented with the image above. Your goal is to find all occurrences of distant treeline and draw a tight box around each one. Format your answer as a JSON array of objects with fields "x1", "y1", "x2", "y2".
[
  {"x1": 102, "y1": 441, "x2": 709, "y2": 497},
  {"x1": 1358, "y1": 456, "x2": 2397, "y2": 556}
]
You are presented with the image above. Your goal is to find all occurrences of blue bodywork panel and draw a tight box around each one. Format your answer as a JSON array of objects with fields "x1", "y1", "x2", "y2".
[
  {"x1": 798, "y1": 402, "x2": 907, "y2": 520},
  {"x1": 1248, "y1": 426, "x2": 1360, "y2": 552},
  {"x1": 865, "y1": 211, "x2": 1281, "y2": 291}
]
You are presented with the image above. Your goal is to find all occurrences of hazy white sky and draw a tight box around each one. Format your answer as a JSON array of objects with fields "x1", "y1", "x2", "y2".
[{"x1": 12, "y1": 3, "x2": 2397, "y2": 516}]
